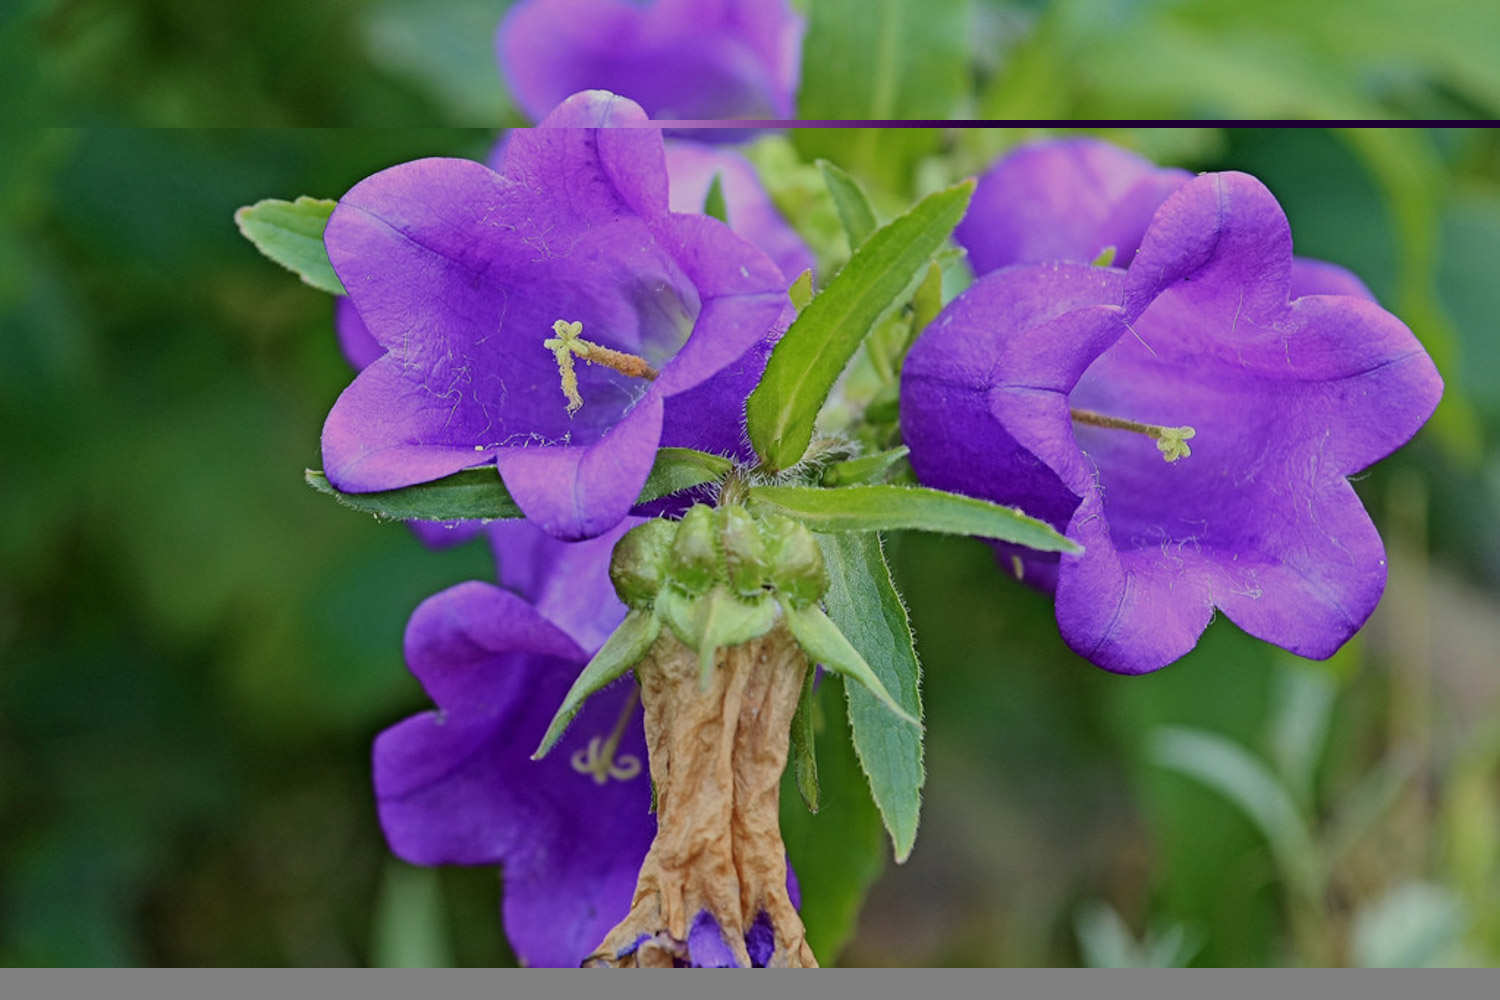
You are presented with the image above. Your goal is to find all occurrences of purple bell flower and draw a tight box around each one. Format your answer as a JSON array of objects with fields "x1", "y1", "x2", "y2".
[
  {"x1": 319, "y1": 90, "x2": 786, "y2": 541},
  {"x1": 497, "y1": 0, "x2": 803, "y2": 125},
  {"x1": 902, "y1": 171, "x2": 1443, "y2": 673}
]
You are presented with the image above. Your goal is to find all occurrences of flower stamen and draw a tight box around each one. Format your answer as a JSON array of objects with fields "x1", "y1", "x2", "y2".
[
  {"x1": 1070, "y1": 407, "x2": 1197, "y2": 463},
  {"x1": 545, "y1": 319, "x2": 659, "y2": 417},
  {"x1": 570, "y1": 686, "x2": 643, "y2": 785}
]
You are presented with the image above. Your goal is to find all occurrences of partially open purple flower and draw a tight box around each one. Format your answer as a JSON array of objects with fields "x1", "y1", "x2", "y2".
[
  {"x1": 376, "y1": 519, "x2": 799, "y2": 966},
  {"x1": 498, "y1": 0, "x2": 803, "y2": 124},
  {"x1": 320, "y1": 91, "x2": 786, "y2": 541},
  {"x1": 902, "y1": 172, "x2": 1443, "y2": 673},
  {"x1": 373, "y1": 518, "x2": 649, "y2": 968},
  {"x1": 955, "y1": 137, "x2": 1377, "y2": 301}
]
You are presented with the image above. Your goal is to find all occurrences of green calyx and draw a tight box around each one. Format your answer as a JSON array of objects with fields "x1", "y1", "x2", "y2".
[
  {"x1": 610, "y1": 504, "x2": 828, "y2": 612},
  {"x1": 534, "y1": 503, "x2": 911, "y2": 760}
]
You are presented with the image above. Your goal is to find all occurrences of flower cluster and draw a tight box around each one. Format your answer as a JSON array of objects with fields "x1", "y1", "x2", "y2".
[{"x1": 305, "y1": 55, "x2": 1442, "y2": 960}]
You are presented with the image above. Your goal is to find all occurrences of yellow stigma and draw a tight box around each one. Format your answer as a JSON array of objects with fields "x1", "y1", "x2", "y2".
[
  {"x1": 569, "y1": 688, "x2": 642, "y2": 785},
  {"x1": 1070, "y1": 407, "x2": 1197, "y2": 464},
  {"x1": 543, "y1": 319, "x2": 659, "y2": 418}
]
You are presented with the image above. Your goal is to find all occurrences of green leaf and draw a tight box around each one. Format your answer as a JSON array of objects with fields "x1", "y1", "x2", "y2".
[
  {"x1": 789, "y1": 663, "x2": 820, "y2": 813},
  {"x1": 304, "y1": 467, "x2": 521, "y2": 522},
  {"x1": 788, "y1": 268, "x2": 814, "y2": 310},
  {"x1": 746, "y1": 180, "x2": 974, "y2": 471},
  {"x1": 233, "y1": 196, "x2": 345, "y2": 295},
  {"x1": 637, "y1": 447, "x2": 735, "y2": 503},
  {"x1": 779, "y1": 676, "x2": 886, "y2": 963},
  {"x1": 821, "y1": 446, "x2": 910, "y2": 487},
  {"x1": 748, "y1": 484, "x2": 1080, "y2": 552},
  {"x1": 818, "y1": 533, "x2": 924, "y2": 862},
  {"x1": 1149, "y1": 726, "x2": 1322, "y2": 897},
  {"x1": 702, "y1": 171, "x2": 728, "y2": 224},
  {"x1": 819, "y1": 159, "x2": 877, "y2": 247},
  {"x1": 305, "y1": 447, "x2": 731, "y2": 523},
  {"x1": 794, "y1": 0, "x2": 971, "y2": 189},
  {"x1": 533, "y1": 609, "x2": 659, "y2": 759},
  {"x1": 781, "y1": 600, "x2": 918, "y2": 729}
]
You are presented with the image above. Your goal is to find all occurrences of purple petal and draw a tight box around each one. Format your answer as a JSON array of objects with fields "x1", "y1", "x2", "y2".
[
  {"x1": 334, "y1": 296, "x2": 384, "y2": 370},
  {"x1": 744, "y1": 911, "x2": 774, "y2": 968},
  {"x1": 648, "y1": 212, "x2": 786, "y2": 396},
  {"x1": 399, "y1": 582, "x2": 585, "y2": 713},
  {"x1": 498, "y1": 0, "x2": 803, "y2": 125},
  {"x1": 901, "y1": 261, "x2": 1127, "y2": 538},
  {"x1": 494, "y1": 389, "x2": 666, "y2": 541},
  {"x1": 488, "y1": 518, "x2": 634, "y2": 652},
  {"x1": 507, "y1": 91, "x2": 669, "y2": 219},
  {"x1": 687, "y1": 910, "x2": 745, "y2": 968},
  {"x1": 665, "y1": 141, "x2": 815, "y2": 282},
  {"x1": 1122, "y1": 171, "x2": 1294, "y2": 325},
  {"x1": 954, "y1": 138, "x2": 1189, "y2": 275},
  {"x1": 1290, "y1": 256, "x2": 1376, "y2": 301}
]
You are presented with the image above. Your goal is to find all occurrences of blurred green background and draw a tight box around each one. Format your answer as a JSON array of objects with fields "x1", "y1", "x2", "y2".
[{"x1": 4, "y1": 0, "x2": 1500, "y2": 969}]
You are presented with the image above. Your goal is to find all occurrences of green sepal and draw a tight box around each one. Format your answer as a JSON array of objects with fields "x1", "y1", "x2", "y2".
[
  {"x1": 532, "y1": 609, "x2": 660, "y2": 760},
  {"x1": 657, "y1": 586, "x2": 779, "y2": 689},
  {"x1": 762, "y1": 515, "x2": 829, "y2": 607},
  {"x1": 610, "y1": 519, "x2": 676, "y2": 609},
  {"x1": 667, "y1": 504, "x2": 723, "y2": 597},
  {"x1": 780, "y1": 600, "x2": 918, "y2": 728},
  {"x1": 703, "y1": 172, "x2": 729, "y2": 224},
  {"x1": 720, "y1": 505, "x2": 771, "y2": 599},
  {"x1": 234, "y1": 196, "x2": 345, "y2": 295},
  {"x1": 789, "y1": 662, "x2": 821, "y2": 813}
]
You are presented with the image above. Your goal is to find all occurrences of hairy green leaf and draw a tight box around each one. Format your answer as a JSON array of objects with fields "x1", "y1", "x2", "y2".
[
  {"x1": 819, "y1": 533, "x2": 924, "y2": 862},
  {"x1": 305, "y1": 447, "x2": 731, "y2": 523},
  {"x1": 748, "y1": 484, "x2": 1079, "y2": 552},
  {"x1": 819, "y1": 159, "x2": 877, "y2": 247},
  {"x1": 234, "y1": 196, "x2": 345, "y2": 295},
  {"x1": 746, "y1": 180, "x2": 974, "y2": 471},
  {"x1": 779, "y1": 677, "x2": 885, "y2": 963},
  {"x1": 789, "y1": 662, "x2": 820, "y2": 813}
]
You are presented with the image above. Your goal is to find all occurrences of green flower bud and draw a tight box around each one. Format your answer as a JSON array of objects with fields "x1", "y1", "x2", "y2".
[
  {"x1": 763, "y1": 516, "x2": 827, "y2": 607},
  {"x1": 610, "y1": 519, "x2": 676, "y2": 608},
  {"x1": 667, "y1": 504, "x2": 724, "y2": 596},
  {"x1": 719, "y1": 504, "x2": 770, "y2": 599}
]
